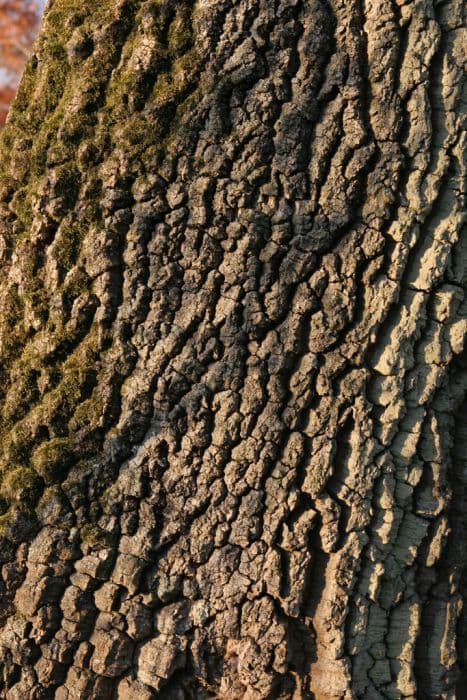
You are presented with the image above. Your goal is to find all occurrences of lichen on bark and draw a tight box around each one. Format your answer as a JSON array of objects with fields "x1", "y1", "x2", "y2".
[{"x1": 0, "y1": 0, "x2": 465, "y2": 698}]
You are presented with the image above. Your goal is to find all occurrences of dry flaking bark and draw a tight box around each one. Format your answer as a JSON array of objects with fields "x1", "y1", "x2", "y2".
[{"x1": 0, "y1": 0, "x2": 465, "y2": 697}]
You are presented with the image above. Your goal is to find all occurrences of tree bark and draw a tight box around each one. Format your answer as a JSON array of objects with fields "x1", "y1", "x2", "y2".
[{"x1": 0, "y1": 0, "x2": 465, "y2": 697}]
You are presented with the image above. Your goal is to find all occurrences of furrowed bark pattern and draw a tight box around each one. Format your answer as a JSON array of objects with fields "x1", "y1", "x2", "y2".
[{"x1": 0, "y1": 0, "x2": 465, "y2": 697}]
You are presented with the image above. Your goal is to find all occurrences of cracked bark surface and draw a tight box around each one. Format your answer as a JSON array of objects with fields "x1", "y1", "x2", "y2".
[{"x1": 0, "y1": 0, "x2": 465, "y2": 697}]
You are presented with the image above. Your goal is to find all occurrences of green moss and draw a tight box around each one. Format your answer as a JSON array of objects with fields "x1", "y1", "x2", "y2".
[
  {"x1": 3, "y1": 467, "x2": 44, "y2": 507},
  {"x1": 0, "y1": 496, "x2": 8, "y2": 517},
  {"x1": 80, "y1": 523, "x2": 114, "y2": 549},
  {"x1": 9, "y1": 185, "x2": 35, "y2": 230},
  {"x1": 167, "y1": 5, "x2": 194, "y2": 58},
  {"x1": 2, "y1": 424, "x2": 34, "y2": 466},
  {"x1": 35, "y1": 365, "x2": 91, "y2": 432},
  {"x1": 54, "y1": 223, "x2": 85, "y2": 273},
  {"x1": 1, "y1": 367, "x2": 39, "y2": 425},
  {"x1": 0, "y1": 506, "x2": 38, "y2": 543},
  {"x1": 11, "y1": 40, "x2": 69, "y2": 140},
  {"x1": 52, "y1": 162, "x2": 82, "y2": 216},
  {"x1": 0, "y1": 0, "x2": 207, "y2": 518},
  {"x1": 24, "y1": 283, "x2": 49, "y2": 325},
  {"x1": 69, "y1": 392, "x2": 105, "y2": 433},
  {"x1": 1, "y1": 0, "x2": 137, "y2": 183},
  {"x1": 30, "y1": 108, "x2": 75, "y2": 177},
  {"x1": 2, "y1": 285, "x2": 24, "y2": 327},
  {"x1": 31, "y1": 437, "x2": 75, "y2": 485},
  {"x1": 61, "y1": 269, "x2": 94, "y2": 316}
]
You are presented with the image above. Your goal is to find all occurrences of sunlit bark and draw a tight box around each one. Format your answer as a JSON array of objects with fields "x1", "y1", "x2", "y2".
[{"x1": 0, "y1": 0, "x2": 465, "y2": 697}]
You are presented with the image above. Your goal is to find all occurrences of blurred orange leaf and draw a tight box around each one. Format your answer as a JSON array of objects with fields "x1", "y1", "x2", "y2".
[{"x1": 0, "y1": 0, "x2": 44, "y2": 125}]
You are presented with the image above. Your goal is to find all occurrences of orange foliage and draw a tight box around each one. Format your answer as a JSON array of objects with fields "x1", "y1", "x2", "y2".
[{"x1": 0, "y1": 0, "x2": 43, "y2": 125}]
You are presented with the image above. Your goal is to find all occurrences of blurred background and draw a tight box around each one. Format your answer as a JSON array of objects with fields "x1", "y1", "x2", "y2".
[{"x1": 0, "y1": 0, "x2": 46, "y2": 126}]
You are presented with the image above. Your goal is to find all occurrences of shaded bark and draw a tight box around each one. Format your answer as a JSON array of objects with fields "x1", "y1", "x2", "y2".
[{"x1": 0, "y1": 0, "x2": 465, "y2": 697}]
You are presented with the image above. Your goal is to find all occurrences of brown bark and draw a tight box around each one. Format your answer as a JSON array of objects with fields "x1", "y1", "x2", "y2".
[{"x1": 0, "y1": 0, "x2": 465, "y2": 697}]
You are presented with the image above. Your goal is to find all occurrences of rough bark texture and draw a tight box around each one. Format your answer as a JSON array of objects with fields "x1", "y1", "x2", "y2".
[{"x1": 0, "y1": 0, "x2": 465, "y2": 698}]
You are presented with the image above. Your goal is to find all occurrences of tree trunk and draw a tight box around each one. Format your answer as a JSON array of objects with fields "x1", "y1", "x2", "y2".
[{"x1": 0, "y1": 0, "x2": 465, "y2": 697}]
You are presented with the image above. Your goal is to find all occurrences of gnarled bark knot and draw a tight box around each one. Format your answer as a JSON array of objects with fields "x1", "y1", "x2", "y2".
[{"x1": 0, "y1": 0, "x2": 465, "y2": 697}]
